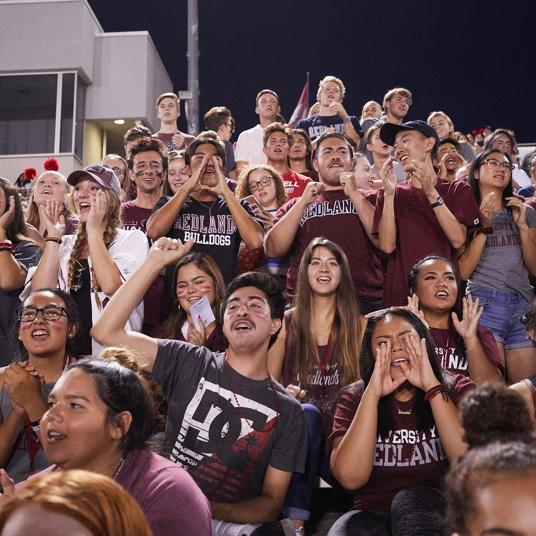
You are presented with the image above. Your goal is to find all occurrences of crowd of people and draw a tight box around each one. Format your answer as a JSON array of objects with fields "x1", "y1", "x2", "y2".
[{"x1": 0, "y1": 75, "x2": 535, "y2": 536}]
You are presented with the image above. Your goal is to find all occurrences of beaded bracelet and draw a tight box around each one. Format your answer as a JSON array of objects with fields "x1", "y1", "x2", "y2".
[
  {"x1": 45, "y1": 236, "x2": 62, "y2": 244},
  {"x1": 0, "y1": 240, "x2": 14, "y2": 251},
  {"x1": 424, "y1": 384, "x2": 449, "y2": 403}
]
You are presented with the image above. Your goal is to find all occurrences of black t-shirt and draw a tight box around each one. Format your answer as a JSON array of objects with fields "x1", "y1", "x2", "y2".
[{"x1": 153, "y1": 339, "x2": 307, "y2": 502}]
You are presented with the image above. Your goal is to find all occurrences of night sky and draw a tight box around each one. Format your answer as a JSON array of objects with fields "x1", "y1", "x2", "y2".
[{"x1": 87, "y1": 0, "x2": 534, "y2": 142}]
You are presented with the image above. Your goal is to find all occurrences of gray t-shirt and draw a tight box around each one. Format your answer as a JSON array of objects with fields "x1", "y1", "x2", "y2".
[
  {"x1": 152, "y1": 339, "x2": 306, "y2": 503},
  {"x1": 467, "y1": 205, "x2": 536, "y2": 302},
  {"x1": 0, "y1": 382, "x2": 53, "y2": 483}
]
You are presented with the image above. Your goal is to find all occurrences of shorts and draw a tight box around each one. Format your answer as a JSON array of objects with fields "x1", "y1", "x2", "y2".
[{"x1": 468, "y1": 287, "x2": 535, "y2": 350}]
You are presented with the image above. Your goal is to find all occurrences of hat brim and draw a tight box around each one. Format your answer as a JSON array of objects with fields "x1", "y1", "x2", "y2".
[
  {"x1": 379, "y1": 123, "x2": 412, "y2": 147},
  {"x1": 67, "y1": 169, "x2": 121, "y2": 194}
]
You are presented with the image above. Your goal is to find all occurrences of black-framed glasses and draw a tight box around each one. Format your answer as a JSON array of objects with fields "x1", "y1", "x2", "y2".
[
  {"x1": 483, "y1": 159, "x2": 514, "y2": 171},
  {"x1": 111, "y1": 166, "x2": 126, "y2": 176},
  {"x1": 18, "y1": 305, "x2": 68, "y2": 322},
  {"x1": 249, "y1": 176, "x2": 272, "y2": 192}
]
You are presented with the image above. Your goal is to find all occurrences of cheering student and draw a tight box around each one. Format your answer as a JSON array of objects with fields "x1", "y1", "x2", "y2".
[
  {"x1": 160, "y1": 252, "x2": 226, "y2": 352},
  {"x1": 91, "y1": 239, "x2": 306, "y2": 535},
  {"x1": 0, "y1": 289, "x2": 80, "y2": 483},
  {"x1": 328, "y1": 308, "x2": 473, "y2": 536},
  {"x1": 0, "y1": 178, "x2": 42, "y2": 365},
  {"x1": 1, "y1": 358, "x2": 212, "y2": 536},
  {"x1": 408, "y1": 255, "x2": 502, "y2": 384},
  {"x1": 272, "y1": 237, "x2": 362, "y2": 530},
  {"x1": 24, "y1": 165, "x2": 148, "y2": 355},
  {"x1": 459, "y1": 148, "x2": 536, "y2": 383}
]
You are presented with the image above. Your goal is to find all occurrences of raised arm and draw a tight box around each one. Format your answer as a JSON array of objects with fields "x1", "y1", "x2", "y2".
[
  {"x1": 339, "y1": 173, "x2": 378, "y2": 246},
  {"x1": 331, "y1": 341, "x2": 406, "y2": 489},
  {"x1": 0, "y1": 197, "x2": 29, "y2": 291},
  {"x1": 507, "y1": 197, "x2": 536, "y2": 276},
  {"x1": 146, "y1": 155, "x2": 208, "y2": 240},
  {"x1": 29, "y1": 201, "x2": 65, "y2": 291},
  {"x1": 376, "y1": 158, "x2": 397, "y2": 254},
  {"x1": 413, "y1": 161, "x2": 467, "y2": 248},
  {"x1": 210, "y1": 465, "x2": 291, "y2": 523},
  {"x1": 264, "y1": 182, "x2": 323, "y2": 257},
  {"x1": 91, "y1": 238, "x2": 194, "y2": 371}
]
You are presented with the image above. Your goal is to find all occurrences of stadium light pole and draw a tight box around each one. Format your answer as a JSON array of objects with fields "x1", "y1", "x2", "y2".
[{"x1": 184, "y1": 0, "x2": 199, "y2": 135}]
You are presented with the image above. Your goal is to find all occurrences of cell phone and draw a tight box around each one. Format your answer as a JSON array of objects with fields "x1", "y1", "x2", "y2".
[{"x1": 244, "y1": 195, "x2": 261, "y2": 214}]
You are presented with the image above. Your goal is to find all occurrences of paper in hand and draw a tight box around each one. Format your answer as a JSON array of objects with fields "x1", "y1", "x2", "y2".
[{"x1": 189, "y1": 295, "x2": 216, "y2": 331}]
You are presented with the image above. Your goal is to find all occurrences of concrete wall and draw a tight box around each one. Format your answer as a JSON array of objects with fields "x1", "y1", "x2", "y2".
[
  {"x1": 85, "y1": 32, "x2": 173, "y2": 130},
  {"x1": 0, "y1": 0, "x2": 100, "y2": 82},
  {"x1": 0, "y1": 154, "x2": 82, "y2": 183}
]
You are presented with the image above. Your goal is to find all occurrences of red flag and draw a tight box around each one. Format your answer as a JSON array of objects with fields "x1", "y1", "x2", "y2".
[{"x1": 288, "y1": 74, "x2": 310, "y2": 128}]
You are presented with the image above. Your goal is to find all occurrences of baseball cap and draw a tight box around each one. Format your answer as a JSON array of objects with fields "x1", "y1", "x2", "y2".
[
  {"x1": 380, "y1": 120, "x2": 440, "y2": 148},
  {"x1": 67, "y1": 165, "x2": 121, "y2": 194}
]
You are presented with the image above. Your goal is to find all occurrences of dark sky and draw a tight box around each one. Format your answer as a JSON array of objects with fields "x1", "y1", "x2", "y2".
[{"x1": 88, "y1": 0, "x2": 534, "y2": 142}]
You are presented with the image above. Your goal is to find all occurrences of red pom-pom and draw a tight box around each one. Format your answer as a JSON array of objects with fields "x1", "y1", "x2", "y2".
[
  {"x1": 24, "y1": 167, "x2": 37, "y2": 181},
  {"x1": 43, "y1": 157, "x2": 59, "y2": 171}
]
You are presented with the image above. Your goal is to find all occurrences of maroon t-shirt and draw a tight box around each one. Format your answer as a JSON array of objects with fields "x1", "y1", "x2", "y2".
[
  {"x1": 153, "y1": 131, "x2": 194, "y2": 152},
  {"x1": 329, "y1": 376, "x2": 474, "y2": 512},
  {"x1": 372, "y1": 178, "x2": 480, "y2": 307},
  {"x1": 121, "y1": 201, "x2": 163, "y2": 329},
  {"x1": 282, "y1": 169, "x2": 311, "y2": 200},
  {"x1": 282, "y1": 331, "x2": 343, "y2": 434},
  {"x1": 430, "y1": 325, "x2": 503, "y2": 377},
  {"x1": 274, "y1": 188, "x2": 383, "y2": 303},
  {"x1": 122, "y1": 201, "x2": 153, "y2": 233}
]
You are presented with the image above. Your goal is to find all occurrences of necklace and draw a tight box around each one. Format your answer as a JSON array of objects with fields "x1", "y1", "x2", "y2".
[
  {"x1": 112, "y1": 457, "x2": 125, "y2": 480},
  {"x1": 223, "y1": 353, "x2": 279, "y2": 433}
]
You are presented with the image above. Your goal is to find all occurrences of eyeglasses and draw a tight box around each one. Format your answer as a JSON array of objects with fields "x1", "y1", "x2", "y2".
[
  {"x1": 249, "y1": 176, "x2": 272, "y2": 192},
  {"x1": 18, "y1": 305, "x2": 68, "y2": 322},
  {"x1": 111, "y1": 167, "x2": 126, "y2": 176},
  {"x1": 483, "y1": 159, "x2": 514, "y2": 171}
]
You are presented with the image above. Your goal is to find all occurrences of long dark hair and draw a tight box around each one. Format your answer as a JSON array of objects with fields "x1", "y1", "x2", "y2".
[
  {"x1": 163, "y1": 252, "x2": 225, "y2": 340},
  {"x1": 16, "y1": 288, "x2": 82, "y2": 358},
  {"x1": 468, "y1": 148, "x2": 513, "y2": 205},
  {"x1": 360, "y1": 307, "x2": 449, "y2": 438},
  {"x1": 289, "y1": 237, "x2": 361, "y2": 389},
  {"x1": 0, "y1": 177, "x2": 31, "y2": 243},
  {"x1": 66, "y1": 359, "x2": 156, "y2": 453}
]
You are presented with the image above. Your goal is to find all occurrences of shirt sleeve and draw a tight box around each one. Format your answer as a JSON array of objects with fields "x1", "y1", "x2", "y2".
[
  {"x1": 476, "y1": 326, "x2": 503, "y2": 374},
  {"x1": 525, "y1": 204, "x2": 536, "y2": 227},
  {"x1": 269, "y1": 397, "x2": 307, "y2": 474},
  {"x1": 445, "y1": 181, "x2": 480, "y2": 230},
  {"x1": 272, "y1": 198, "x2": 299, "y2": 225},
  {"x1": 349, "y1": 116, "x2": 364, "y2": 137},
  {"x1": 13, "y1": 242, "x2": 41, "y2": 272},
  {"x1": 449, "y1": 373, "x2": 476, "y2": 405},
  {"x1": 327, "y1": 382, "x2": 363, "y2": 453},
  {"x1": 234, "y1": 131, "x2": 249, "y2": 162},
  {"x1": 110, "y1": 230, "x2": 149, "y2": 283}
]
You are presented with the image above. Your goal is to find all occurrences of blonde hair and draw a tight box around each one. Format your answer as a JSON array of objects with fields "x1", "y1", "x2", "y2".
[
  {"x1": 25, "y1": 171, "x2": 71, "y2": 229},
  {"x1": 383, "y1": 87, "x2": 413, "y2": 106},
  {"x1": 317, "y1": 75, "x2": 346, "y2": 101},
  {"x1": 427, "y1": 110, "x2": 454, "y2": 134},
  {"x1": 66, "y1": 187, "x2": 122, "y2": 292},
  {"x1": 0, "y1": 469, "x2": 152, "y2": 536}
]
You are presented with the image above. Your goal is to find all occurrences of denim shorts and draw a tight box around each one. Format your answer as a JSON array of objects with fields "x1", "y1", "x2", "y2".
[{"x1": 468, "y1": 287, "x2": 535, "y2": 349}]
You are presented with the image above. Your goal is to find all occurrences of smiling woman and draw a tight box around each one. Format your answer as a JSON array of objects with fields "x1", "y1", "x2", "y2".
[
  {"x1": 0, "y1": 288, "x2": 80, "y2": 483},
  {"x1": 23, "y1": 165, "x2": 148, "y2": 355}
]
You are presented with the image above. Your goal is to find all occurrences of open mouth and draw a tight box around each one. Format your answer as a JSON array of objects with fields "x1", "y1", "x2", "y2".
[
  {"x1": 317, "y1": 276, "x2": 332, "y2": 284},
  {"x1": 399, "y1": 155, "x2": 409, "y2": 164},
  {"x1": 46, "y1": 429, "x2": 67, "y2": 443},
  {"x1": 435, "y1": 290, "x2": 449, "y2": 299},
  {"x1": 78, "y1": 202, "x2": 91, "y2": 211},
  {"x1": 187, "y1": 296, "x2": 201, "y2": 304},
  {"x1": 31, "y1": 329, "x2": 49, "y2": 339},
  {"x1": 233, "y1": 320, "x2": 254, "y2": 331},
  {"x1": 391, "y1": 357, "x2": 409, "y2": 367}
]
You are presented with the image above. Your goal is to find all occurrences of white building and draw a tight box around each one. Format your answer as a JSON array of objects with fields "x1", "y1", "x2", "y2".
[{"x1": 0, "y1": 0, "x2": 174, "y2": 182}]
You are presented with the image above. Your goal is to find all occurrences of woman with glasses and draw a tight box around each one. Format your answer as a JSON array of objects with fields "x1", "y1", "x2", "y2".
[
  {"x1": 102, "y1": 153, "x2": 132, "y2": 200},
  {"x1": 0, "y1": 178, "x2": 42, "y2": 366},
  {"x1": 0, "y1": 288, "x2": 80, "y2": 483},
  {"x1": 23, "y1": 165, "x2": 148, "y2": 355},
  {"x1": 235, "y1": 164, "x2": 288, "y2": 277},
  {"x1": 459, "y1": 148, "x2": 536, "y2": 383}
]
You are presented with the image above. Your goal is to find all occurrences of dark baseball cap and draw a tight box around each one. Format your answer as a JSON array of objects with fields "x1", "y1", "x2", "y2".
[
  {"x1": 67, "y1": 165, "x2": 121, "y2": 194},
  {"x1": 380, "y1": 120, "x2": 440, "y2": 148}
]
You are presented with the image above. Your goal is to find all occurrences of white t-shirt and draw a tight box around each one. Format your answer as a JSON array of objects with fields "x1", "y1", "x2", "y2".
[
  {"x1": 23, "y1": 229, "x2": 148, "y2": 355},
  {"x1": 234, "y1": 124, "x2": 267, "y2": 165}
]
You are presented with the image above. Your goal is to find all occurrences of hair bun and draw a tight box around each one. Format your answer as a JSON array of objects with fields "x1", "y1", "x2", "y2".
[{"x1": 44, "y1": 157, "x2": 60, "y2": 171}]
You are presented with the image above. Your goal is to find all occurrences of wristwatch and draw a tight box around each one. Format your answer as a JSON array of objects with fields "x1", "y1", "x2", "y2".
[{"x1": 430, "y1": 196, "x2": 444, "y2": 208}]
